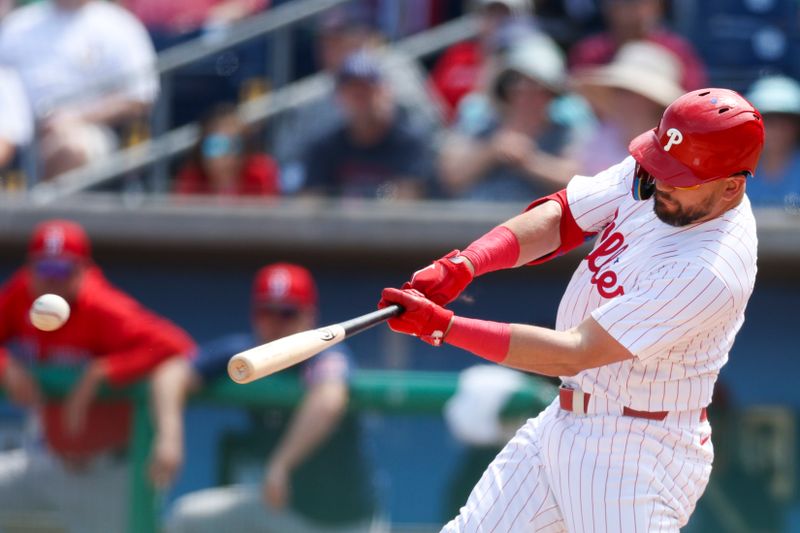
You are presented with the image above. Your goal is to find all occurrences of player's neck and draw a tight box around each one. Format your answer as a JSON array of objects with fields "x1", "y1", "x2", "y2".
[{"x1": 696, "y1": 191, "x2": 745, "y2": 224}]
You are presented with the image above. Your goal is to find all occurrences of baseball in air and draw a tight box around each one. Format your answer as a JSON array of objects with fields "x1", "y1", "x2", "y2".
[{"x1": 29, "y1": 294, "x2": 71, "y2": 331}]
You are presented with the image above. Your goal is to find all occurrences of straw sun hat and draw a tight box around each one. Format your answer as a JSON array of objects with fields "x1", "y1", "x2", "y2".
[{"x1": 572, "y1": 40, "x2": 685, "y2": 116}]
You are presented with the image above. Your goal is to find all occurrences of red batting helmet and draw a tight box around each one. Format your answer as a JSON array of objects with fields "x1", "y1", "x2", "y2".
[{"x1": 629, "y1": 88, "x2": 765, "y2": 187}]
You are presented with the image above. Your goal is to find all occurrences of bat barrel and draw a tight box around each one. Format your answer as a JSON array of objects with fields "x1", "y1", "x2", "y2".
[{"x1": 227, "y1": 305, "x2": 404, "y2": 385}]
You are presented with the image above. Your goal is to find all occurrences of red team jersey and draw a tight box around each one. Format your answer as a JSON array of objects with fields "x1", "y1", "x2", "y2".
[
  {"x1": 174, "y1": 154, "x2": 281, "y2": 197},
  {"x1": 0, "y1": 266, "x2": 195, "y2": 458}
]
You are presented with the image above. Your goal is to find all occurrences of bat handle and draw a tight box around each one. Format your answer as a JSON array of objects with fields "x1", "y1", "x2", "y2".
[{"x1": 340, "y1": 304, "x2": 404, "y2": 337}]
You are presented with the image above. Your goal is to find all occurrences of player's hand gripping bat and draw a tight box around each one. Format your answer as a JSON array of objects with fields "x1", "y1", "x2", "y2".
[{"x1": 228, "y1": 305, "x2": 403, "y2": 384}]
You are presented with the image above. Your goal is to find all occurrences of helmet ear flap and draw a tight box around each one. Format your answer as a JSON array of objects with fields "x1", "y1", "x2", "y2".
[{"x1": 632, "y1": 163, "x2": 655, "y2": 200}]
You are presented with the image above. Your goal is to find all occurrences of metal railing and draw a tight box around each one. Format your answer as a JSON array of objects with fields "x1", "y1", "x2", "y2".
[
  {"x1": 29, "y1": 12, "x2": 478, "y2": 204},
  {"x1": 0, "y1": 366, "x2": 556, "y2": 533},
  {"x1": 146, "y1": 0, "x2": 352, "y2": 191}
]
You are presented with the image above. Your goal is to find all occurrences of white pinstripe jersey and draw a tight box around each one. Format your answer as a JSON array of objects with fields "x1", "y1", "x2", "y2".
[{"x1": 557, "y1": 156, "x2": 757, "y2": 412}]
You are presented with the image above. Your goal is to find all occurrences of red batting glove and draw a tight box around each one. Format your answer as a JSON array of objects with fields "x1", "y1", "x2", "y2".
[
  {"x1": 408, "y1": 250, "x2": 473, "y2": 306},
  {"x1": 379, "y1": 288, "x2": 454, "y2": 346}
]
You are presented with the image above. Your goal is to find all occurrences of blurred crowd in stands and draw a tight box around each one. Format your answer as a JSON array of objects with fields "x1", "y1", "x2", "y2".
[{"x1": 0, "y1": 0, "x2": 798, "y2": 208}]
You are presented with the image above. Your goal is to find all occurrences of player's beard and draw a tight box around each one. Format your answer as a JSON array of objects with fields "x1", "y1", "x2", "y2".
[{"x1": 653, "y1": 190, "x2": 715, "y2": 227}]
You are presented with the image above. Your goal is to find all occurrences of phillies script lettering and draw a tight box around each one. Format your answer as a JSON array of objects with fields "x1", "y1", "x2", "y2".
[{"x1": 586, "y1": 218, "x2": 627, "y2": 298}]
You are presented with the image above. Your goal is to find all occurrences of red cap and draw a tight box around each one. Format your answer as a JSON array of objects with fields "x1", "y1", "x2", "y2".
[
  {"x1": 28, "y1": 219, "x2": 91, "y2": 261},
  {"x1": 629, "y1": 88, "x2": 765, "y2": 187},
  {"x1": 252, "y1": 263, "x2": 318, "y2": 310}
]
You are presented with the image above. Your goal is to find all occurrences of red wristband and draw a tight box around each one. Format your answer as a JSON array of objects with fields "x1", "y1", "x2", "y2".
[
  {"x1": 446, "y1": 316, "x2": 511, "y2": 363},
  {"x1": 460, "y1": 226, "x2": 520, "y2": 277}
]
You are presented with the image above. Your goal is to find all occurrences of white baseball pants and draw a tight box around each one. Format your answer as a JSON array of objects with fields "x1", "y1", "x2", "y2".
[{"x1": 442, "y1": 400, "x2": 713, "y2": 532}]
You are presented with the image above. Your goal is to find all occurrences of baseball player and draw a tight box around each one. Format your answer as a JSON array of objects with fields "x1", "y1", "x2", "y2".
[
  {"x1": 379, "y1": 88, "x2": 764, "y2": 531},
  {"x1": 161, "y1": 263, "x2": 377, "y2": 533},
  {"x1": 0, "y1": 219, "x2": 195, "y2": 533}
]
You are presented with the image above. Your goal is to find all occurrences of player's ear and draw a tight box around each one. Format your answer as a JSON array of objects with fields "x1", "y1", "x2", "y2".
[{"x1": 721, "y1": 174, "x2": 746, "y2": 201}]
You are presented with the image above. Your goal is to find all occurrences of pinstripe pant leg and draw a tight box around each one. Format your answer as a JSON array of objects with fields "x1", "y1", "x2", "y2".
[
  {"x1": 441, "y1": 420, "x2": 567, "y2": 533},
  {"x1": 539, "y1": 408, "x2": 712, "y2": 533}
]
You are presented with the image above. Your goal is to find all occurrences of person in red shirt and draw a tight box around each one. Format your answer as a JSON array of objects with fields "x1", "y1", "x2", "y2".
[
  {"x1": 0, "y1": 219, "x2": 195, "y2": 533},
  {"x1": 174, "y1": 103, "x2": 280, "y2": 197},
  {"x1": 568, "y1": 0, "x2": 707, "y2": 91},
  {"x1": 429, "y1": 0, "x2": 533, "y2": 122}
]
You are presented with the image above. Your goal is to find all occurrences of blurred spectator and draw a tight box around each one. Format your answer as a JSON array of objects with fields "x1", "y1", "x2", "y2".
[
  {"x1": 0, "y1": 66, "x2": 33, "y2": 171},
  {"x1": 121, "y1": 0, "x2": 271, "y2": 127},
  {"x1": 0, "y1": 0, "x2": 159, "y2": 181},
  {"x1": 300, "y1": 51, "x2": 433, "y2": 199},
  {"x1": 569, "y1": 0, "x2": 707, "y2": 91},
  {"x1": 122, "y1": 0, "x2": 269, "y2": 46},
  {"x1": 0, "y1": 219, "x2": 195, "y2": 533},
  {"x1": 361, "y1": 0, "x2": 464, "y2": 40},
  {"x1": 744, "y1": 75, "x2": 800, "y2": 208},
  {"x1": 438, "y1": 34, "x2": 579, "y2": 202},
  {"x1": 428, "y1": 0, "x2": 533, "y2": 121},
  {"x1": 449, "y1": 15, "x2": 541, "y2": 135},
  {"x1": 160, "y1": 263, "x2": 377, "y2": 533},
  {"x1": 273, "y1": 4, "x2": 442, "y2": 185},
  {"x1": 534, "y1": 0, "x2": 604, "y2": 40},
  {"x1": 449, "y1": 15, "x2": 594, "y2": 140},
  {"x1": 174, "y1": 103, "x2": 280, "y2": 196},
  {"x1": 569, "y1": 40, "x2": 683, "y2": 176}
]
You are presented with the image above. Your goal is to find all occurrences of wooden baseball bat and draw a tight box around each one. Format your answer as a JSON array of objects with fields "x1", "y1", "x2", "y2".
[{"x1": 227, "y1": 304, "x2": 403, "y2": 384}]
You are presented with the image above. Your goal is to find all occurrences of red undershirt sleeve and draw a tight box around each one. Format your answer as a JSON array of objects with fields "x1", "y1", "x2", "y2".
[{"x1": 524, "y1": 189, "x2": 597, "y2": 265}]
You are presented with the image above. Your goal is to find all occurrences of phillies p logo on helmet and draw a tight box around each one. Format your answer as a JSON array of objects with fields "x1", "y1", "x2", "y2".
[
  {"x1": 663, "y1": 128, "x2": 683, "y2": 152},
  {"x1": 43, "y1": 228, "x2": 65, "y2": 257}
]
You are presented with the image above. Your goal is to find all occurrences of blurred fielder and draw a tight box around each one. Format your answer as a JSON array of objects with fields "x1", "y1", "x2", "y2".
[
  {"x1": 159, "y1": 263, "x2": 378, "y2": 533},
  {"x1": 0, "y1": 219, "x2": 194, "y2": 533}
]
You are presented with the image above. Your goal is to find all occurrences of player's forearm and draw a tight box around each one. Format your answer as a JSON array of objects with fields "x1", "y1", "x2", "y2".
[
  {"x1": 446, "y1": 316, "x2": 633, "y2": 377},
  {"x1": 444, "y1": 317, "x2": 579, "y2": 376},
  {"x1": 453, "y1": 200, "x2": 562, "y2": 278},
  {"x1": 503, "y1": 324, "x2": 585, "y2": 376},
  {"x1": 269, "y1": 382, "x2": 348, "y2": 471},
  {"x1": 149, "y1": 357, "x2": 194, "y2": 443}
]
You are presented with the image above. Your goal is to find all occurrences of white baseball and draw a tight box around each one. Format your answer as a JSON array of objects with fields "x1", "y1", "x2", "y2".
[{"x1": 29, "y1": 293, "x2": 71, "y2": 332}]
